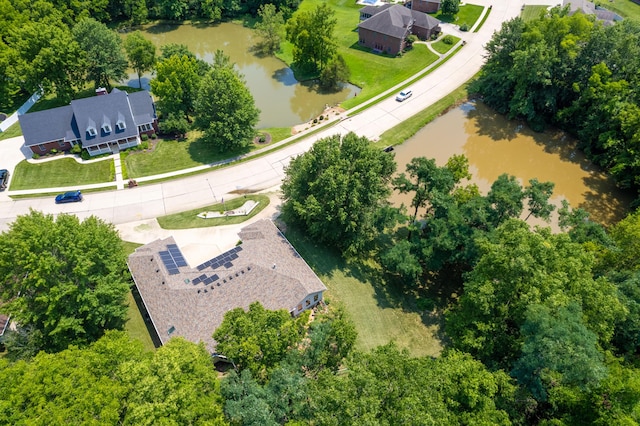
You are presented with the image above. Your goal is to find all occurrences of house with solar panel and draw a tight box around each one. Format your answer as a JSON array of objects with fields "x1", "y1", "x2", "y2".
[
  {"x1": 18, "y1": 87, "x2": 157, "y2": 157},
  {"x1": 127, "y1": 219, "x2": 327, "y2": 352}
]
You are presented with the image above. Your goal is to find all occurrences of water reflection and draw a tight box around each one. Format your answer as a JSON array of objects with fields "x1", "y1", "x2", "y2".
[
  {"x1": 121, "y1": 23, "x2": 360, "y2": 128},
  {"x1": 392, "y1": 102, "x2": 631, "y2": 227}
]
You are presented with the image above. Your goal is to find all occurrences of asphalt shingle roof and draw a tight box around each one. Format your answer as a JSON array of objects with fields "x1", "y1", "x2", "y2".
[
  {"x1": 19, "y1": 105, "x2": 79, "y2": 147},
  {"x1": 358, "y1": 4, "x2": 440, "y2": 38},
  {"x1": 128, "y1": 219, "x2": 327, "y2": 352}
]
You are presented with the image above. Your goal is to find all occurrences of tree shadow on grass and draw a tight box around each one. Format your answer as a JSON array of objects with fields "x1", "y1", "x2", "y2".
[{"x1": 186, "y1": 134, "x2": 252, "y2": 165}]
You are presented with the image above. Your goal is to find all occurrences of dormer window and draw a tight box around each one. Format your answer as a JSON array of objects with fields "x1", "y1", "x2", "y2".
[
  {"x1": 102, "y1": 124, "x2": 112, "y2": 134},
  {"x1": 116, "y1": 120, "x2": 126, "y2": 131},
  {"x1": 87, "y1": 126, "x2": 97, "y2": 137}
]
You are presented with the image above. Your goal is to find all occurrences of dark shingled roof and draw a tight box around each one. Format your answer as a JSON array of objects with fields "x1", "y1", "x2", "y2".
[
  {"x1": 358, "y1": 4, "x2": 440, "y2": 38},
  {"x1": 18, "y1": 89, "x2": 155, "y2": 148},
  {"x1": 127, "y1": 219, "x2": 327, "y2": 352},
  {"x1": 19, "y1": 105, "x2": 79, "y2": 147},
  {"x1": 71, "y1": 90, "x2": 139, "y2": 148}
]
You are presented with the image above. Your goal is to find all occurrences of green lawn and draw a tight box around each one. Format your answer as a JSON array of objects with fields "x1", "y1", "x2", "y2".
[
  {"x1": 285, "y1": 226, "x2": 443, "y2": 357},
  {"x1": 521, "y1": 5, "x2": 549, "y2": 21},
  {"x1": 434, "y1": 4, "x2": 484, "y2": 28},
  {"x1": 601, "y1": 0, "x2": 640, "y2": 19},
  {"x1": 277, "y1": 0, "x2": 440, "y2": 109},
  {"x1": 0, "y1": 122, "x2": 23, "y2": 141},
  {"x1": 431, "y1": 36, "x2": 461, "y2": 54},
  {"x1": 157, "y1": 194, "x2": 270, "y2": 229},
  {"x1": 10, "y1": 158, "x2": 114, "y2": 190}
]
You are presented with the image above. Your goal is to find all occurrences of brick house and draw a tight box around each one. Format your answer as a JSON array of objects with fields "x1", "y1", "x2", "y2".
[
  {"x1": 19, "y1": 88, "x2": 157, "y2": 157},
  {"x1": 358, "y1": 4, "x2": 441, "y2": 56},
  {"x1": 411, "y1": 0, "x2": 441, "y2": 14},
  {"x1": 127, "y1": 219, "x2": 327, "y2": 352}
]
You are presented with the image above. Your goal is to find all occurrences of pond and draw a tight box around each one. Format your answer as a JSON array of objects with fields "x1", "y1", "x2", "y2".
[
  {"x1": 391, "y1": 102, "x2": 631, "y2": 228},
  {"x1": 122, "y1": 23, "x2": 360, "y2": 128}
]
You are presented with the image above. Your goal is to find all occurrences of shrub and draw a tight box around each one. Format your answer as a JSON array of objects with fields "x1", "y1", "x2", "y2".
[
  {"x1": 32, "y1": 153, "x2": 40, "y2": 160},
  {"x1": 81, "y1": 149, "x2": 91, "y2": 161},
  {"x1": 442, "y1": 35, "x2": 454, "y2": 45},
  {"x1": 141, "y1": 133, "x2": 149, "y2": 141},
  {"x1": 71, "y1": 144, "x2": 82, "y2": 154},
  {"x1": 50, "y1": 149, "x2": 58, "y2": 154},
  {"x1": 313, "y1": 118, "x2": 318, "y2": 124},
  {"x1": 151, "y1": 133, "x2": 157, "y2": 139},
  {"x1": 460, "y1": 22, "x2": 469, "y2": 31},
  {"x1": 319, "y1": 115, "x2": 324, "y2": 121},
  {"x1": 140, "y1": 141, "x2": 149, "y2": 150}
]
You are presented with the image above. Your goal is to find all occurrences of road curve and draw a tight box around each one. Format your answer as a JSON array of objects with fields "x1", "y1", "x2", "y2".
[{"x1": 0, "y1": 0, "x2": 534, "y2": 231}]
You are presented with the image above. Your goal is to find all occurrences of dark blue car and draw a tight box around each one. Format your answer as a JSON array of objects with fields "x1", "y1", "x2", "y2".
[{"x1": 55, "y1": 190, "x2": 83, "y2": 204}]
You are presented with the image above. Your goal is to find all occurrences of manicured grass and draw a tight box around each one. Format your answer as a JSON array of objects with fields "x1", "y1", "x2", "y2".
[
  {"x1": 123, "y1": 131, "x2": 245, "y2": 178},
  {"x1": 521, "y1": 5, "x2": 549, "y2": 21},
  {"x1": 601, "y1": 0, "x2": 640, "y2": 19},
  {"x1": 473, "y1": 5, "x2": 491, "y2": 32},
  {"x1": 0, "y1": 122, "x2": 23, "y2": 141},
  {"x1": 434, "y1": 4, "x2": 484, "y2": 28},
  {"x1": 278, "y1": 0, "x2": 440, "y2": 109},
  {"x1": 284, "y1": 225, "x2": 442, "y2": 357},
  {"x1": 260, "y1": 127, "x2": 293, "y2": 143},
  {"x1": 431, "y1": 36, "x2": 461, "y2": 54},
  {"x1": 376, "y1": 77, "x2": 472, "y2": 148},
  {"x1": 157, "y1": 194, "x2": 270, "y2": 229},
  {"x1": 10, "y1": 158, "x2": 114, "y2": 190}
]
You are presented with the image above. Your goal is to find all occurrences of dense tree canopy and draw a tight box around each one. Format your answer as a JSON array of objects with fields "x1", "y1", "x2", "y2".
[
  {"x1": 281, "y1": 132, "x2": 397, "y2": 256},
  {"x1": 0, "y1": 211, "x2": 130, "y2": 356},
  {"x1": 124, "y1": 31, "x2": 156, "y2": 89},
  {"x1": 255, "y1": 3, "x2": 284, "y2": 56},
  {"x1": 194, "y1": 59, "x2": 260, "y2": 152},
  {"x1": 286, "y1": 3, "x2": 338, "y2": 73},
  {"x1": 473, "y1": 10, "x2": 640, "y2": 202},
  {"x1": 73, "y1": 18, "x2": 128, "y2": 89}
]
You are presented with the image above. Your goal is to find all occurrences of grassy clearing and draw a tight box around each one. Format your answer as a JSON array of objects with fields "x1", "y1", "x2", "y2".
[
  {"x1": 376, "y1": 77, "x2": 472, "y2": 148},
  {"x1": 521, "y1": 5, "x2": 549, "y2": 21},
  {"x1": 277, "y1": 0, "x2": 440, "y2": 109},
  {"x1": 434, "y1": 4, "x2": 484, "y2": 28},
  {"x1": 157, "y1": 194, "x2": 270, "y2": 229},
  {"x1": 10, "y1": 158, "x2": 114, "y2": 190},
  {"x1": 431, "y1": 36, "x2": 460, "y2": 54},
  {"x1": 259, "y1": 127, "x2": 293, "y2": 143},
  {"x1": 473, "y1": 6, "x2": 491, "y2": 31},
  {"x1": 0, "y1": 122, "x2": 23, "y2": 141},
  {"x1": 601, "y1": 0, "x2": 640, "y2": 19},
  {"x1": 284, "y1": 225, "x2": 442, "y2": 357}
]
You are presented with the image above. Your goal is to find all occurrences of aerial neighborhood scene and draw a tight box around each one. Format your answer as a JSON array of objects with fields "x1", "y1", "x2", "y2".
[{"x1": 1, "y1": 0, "x2": 640, "y2": 422}]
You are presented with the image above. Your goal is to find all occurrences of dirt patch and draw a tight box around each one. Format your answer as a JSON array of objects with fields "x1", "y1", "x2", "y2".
[{"x1": 292, "y1": 106, "x2": 346, "y2": 135}]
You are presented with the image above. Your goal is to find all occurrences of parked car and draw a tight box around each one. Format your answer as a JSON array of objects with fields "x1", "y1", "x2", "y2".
[
  {"x1": 55, "y1": 190, "x2": 83, "y2": 204},
  {"x1": 396, "y1": 90, "x2": 412, "y2": 102},
  {"x1": 0, "y1": 169, "x2": 8, "y2": 190}
]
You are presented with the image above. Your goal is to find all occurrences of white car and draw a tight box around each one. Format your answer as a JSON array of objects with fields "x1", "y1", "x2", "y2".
[{"x1": 396, "y1": 90, "x2": 412, "y2": 102}]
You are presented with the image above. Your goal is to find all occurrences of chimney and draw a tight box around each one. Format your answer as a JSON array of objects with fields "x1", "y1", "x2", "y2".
[{"x1": 96, "y1": 87, "x2": 108, "y2": 96}]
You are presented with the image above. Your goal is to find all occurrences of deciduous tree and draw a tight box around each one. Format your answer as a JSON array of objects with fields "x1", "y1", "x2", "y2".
[
  {"x1": 124, "y1": 31, "x2": 156, "y2": 88},
  {"x1": 194, "y1": 62, "x2": 260, "y2": 152},
  {"x1": 281, "y1": 132, "x2": 397, "y2": 255},
  {"x1": 151, "y1": 53, "x2": 202, "y2": 119},
  {"x1": 285, "y1": 3, "x2": 337, "y2": 73},
  {"x1": 255, "y1": 3, "x2": 284, "y2": 55},
  {"x1": 73, "y1": 18, "x2": 128, "y2": 89},
  {"x1": 0, "y1": 211, "x2": 130, "y2": 355}
]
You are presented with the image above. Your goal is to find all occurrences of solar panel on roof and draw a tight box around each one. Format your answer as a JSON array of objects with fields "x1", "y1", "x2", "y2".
[
  {"x1": 211, "y1": 261, "x2": 220, "y2": 269},
  {"x1": 175, "y1": 259, "x2": 188, "y2": 267},
  {"x1": 167, "y1": 244, "x2": 178, "y2": 250},
  {"x1": 223, "y1": 261, "x2": 233, "y2": 268},
  {"x1": 204, "y1": 276, "x2": 214, "y2": 284},
  {"x1": 196, "y1": 264, "x2": 206, "y2": 271},
  {"x1": 192, "y1": 277, "x2": 201, "y2": 285},
  {"x1": 236, "y1": 246, "x2": 243, "y2": 252},
  {"x1": 167, "y1": 268, "x2": 180, "y2": 275},
  {"x1": 230, "y1": 253, "x2": 238, "y2": 260},
  {"x1": 211, "y1": 274, "x2": 219, "y2": 281}
]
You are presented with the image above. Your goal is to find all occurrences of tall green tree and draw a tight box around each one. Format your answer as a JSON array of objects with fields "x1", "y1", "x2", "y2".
[
  {"x1": 213, "y1": 302, "x2": 308, "y2": 377},
  {"x1": 124, "y1": 31, "x2": 156, "y2": 88},
  {"x1": 285, "y1": 3, "x2": 337, "y2": 73},
  {"x1": 8, "y1": 20, "x2": 84, "y2": 101},
  {"x1": 255, "y1": 3, "x2": 284, "y2": 55},
  {"x1": 319, "y1": 54, "x2": 350, "y2": 91},
  {"x1": 512, "y1": 303, "x2": 607, "y2": 402},
  {"x1": 281, "y1": 132, "x2": 397, "y2": 256},
  {"x1": 447, "y1": 219, "x2": 625, "y2": 370},
  {"x1": 0, "y1": 211, "x2": 130, "y2": 355},
  {"x1": 73, "y1": 18, "x2": 128, "y2": 89},
  {"x1": 441, "y1": 0, "x2": 460, "y2": 15},
  {"x1": 194, "y1": 61, "x2": 260, "y2": 152},
  {"x1": 151, "y1": 53, "x2": 203, "y2": 120},
  {"x1": 124, "y1": 0, "x2": 148, "y2": 24}
]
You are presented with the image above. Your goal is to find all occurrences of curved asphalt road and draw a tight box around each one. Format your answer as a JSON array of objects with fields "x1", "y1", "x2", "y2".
[{"x1": 0, "y1": 0, "x2": 549, "y2": 231}]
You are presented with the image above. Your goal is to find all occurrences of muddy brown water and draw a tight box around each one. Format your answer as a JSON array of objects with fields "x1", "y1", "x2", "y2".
[
  {"x1": 122, "y1": 23, "x2": 359, "y2": 128},
  {"x1": 391, "y1": 102, "x2": 631, "y2": 228}
]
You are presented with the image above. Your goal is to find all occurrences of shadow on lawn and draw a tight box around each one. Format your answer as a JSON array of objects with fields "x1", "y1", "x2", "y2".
[{"x1": 186, "y1": 135, "x2": 252, "y2": 165}]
